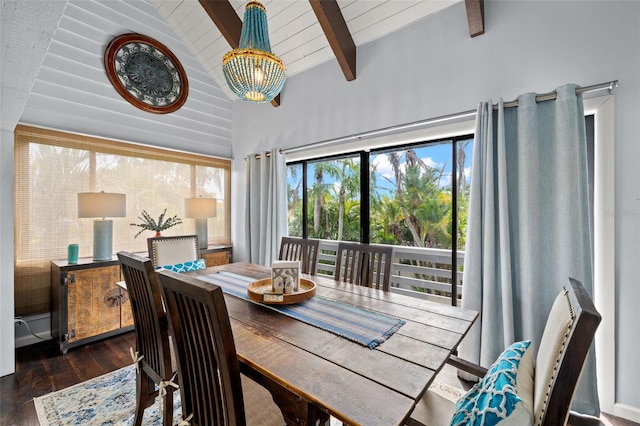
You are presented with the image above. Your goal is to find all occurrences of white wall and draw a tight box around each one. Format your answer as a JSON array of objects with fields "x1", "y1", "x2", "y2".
[
  {"x1": 0, "y1": 0, "x2": 67, "y2": 377},
  {"x1": 0, "y1": 129, "x2": 15, "y2": 377},
  {"x1": 231, "y1": 0, "x2": 640, "y2": 417},
  {"x1": 20, "y1": 0, "x2": 233, "y2": 157}
]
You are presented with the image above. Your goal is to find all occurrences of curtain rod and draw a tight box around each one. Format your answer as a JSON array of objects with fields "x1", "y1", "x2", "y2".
[{"x1": 281, "y1": 80, "x2": 618, "y2": 156}]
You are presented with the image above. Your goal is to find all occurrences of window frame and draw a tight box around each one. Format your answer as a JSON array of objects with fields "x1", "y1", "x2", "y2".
[{"x1": 286, "y1": 133, "x2": 474, "y2": 305}]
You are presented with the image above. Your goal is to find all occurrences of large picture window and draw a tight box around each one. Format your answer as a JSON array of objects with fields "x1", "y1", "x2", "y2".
[
  {"x1": 14, "y1": 125, "x2": 231, "y2": 316},
  {"x1": 286, "y1": 134, "x2": 473, "y2": 305}
]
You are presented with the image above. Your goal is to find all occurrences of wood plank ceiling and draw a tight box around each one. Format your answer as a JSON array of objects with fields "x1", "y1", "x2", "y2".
[{"x1": 150, "y1": 0, "x2": 484, "y2": 107}]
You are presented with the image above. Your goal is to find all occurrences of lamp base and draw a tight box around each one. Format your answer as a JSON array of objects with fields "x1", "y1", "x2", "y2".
[
  {"x1": 195, "y1": 219, "x2": 208, "y2": 250},
  {"x1": 93, "y1": 219, "x2": 113, "y2": 261}
]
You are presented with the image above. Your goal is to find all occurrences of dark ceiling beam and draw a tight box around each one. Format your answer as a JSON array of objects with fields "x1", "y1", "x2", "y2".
[
  {"x1": 198, "y1": 0, "x2": 280, "y2": 107},
  {"x1": 309, "y1": 0, "x2": 356, "y2": 81},
  {"x1": 465, "y1": 0, "x2": 485, "y2": 37}
]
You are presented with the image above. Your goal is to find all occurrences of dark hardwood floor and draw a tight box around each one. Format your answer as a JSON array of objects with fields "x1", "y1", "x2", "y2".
[
  {"x1": 0, "y1": 332, "x2": 135, "y2": 426},
  {"x1": 1, "y1": 332, "x2": 638, "y2": 426}
]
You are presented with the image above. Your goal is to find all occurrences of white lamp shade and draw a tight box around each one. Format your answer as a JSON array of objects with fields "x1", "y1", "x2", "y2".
[
  {"x1": 184, "y1": 197, "x2": 217, "y2": 219},
  {"x1": 78, "y1": 192, "x2": 126, "y2": 218}
]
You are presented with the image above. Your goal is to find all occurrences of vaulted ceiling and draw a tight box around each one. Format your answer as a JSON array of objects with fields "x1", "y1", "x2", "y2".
[
  {"x1": 4, "y1": 0, "x2": 483, "y2": 157},
  {"x1": 150, "y1": 0, "x2": 484, "y2": 106}
]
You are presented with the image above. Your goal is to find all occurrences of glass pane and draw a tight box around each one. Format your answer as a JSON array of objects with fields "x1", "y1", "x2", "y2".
[
  {"x1": 370, "y1": 142, "x2": 455, "y2": 299},
  {"x1": 456, "y1": 138, "x2": 474, "y2": 251},
  {"x1": 457, "y1": 138, "x2": 474, "y2": 305},
  {"x1": 370, "y1": 142, "x2": 453, "y2": 248},
  {"x1": 306, "y1": 156, "x2": 360, "y2": 241},
  {"x1": 286, "y1": 164, "x2": 303, "y2": 237}
]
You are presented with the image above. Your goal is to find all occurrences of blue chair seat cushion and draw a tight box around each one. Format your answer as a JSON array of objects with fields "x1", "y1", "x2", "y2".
[
  {"x1": 450, "y1": 340, "x2": 534, "y2": 426},
  {"x1": 155, "y1": 258, "x2": 206, "y2": 273}
]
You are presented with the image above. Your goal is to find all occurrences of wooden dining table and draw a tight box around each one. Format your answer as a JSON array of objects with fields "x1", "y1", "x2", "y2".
[{"x1": 188, "y1": 262, "x2": 477, "y2": 426}]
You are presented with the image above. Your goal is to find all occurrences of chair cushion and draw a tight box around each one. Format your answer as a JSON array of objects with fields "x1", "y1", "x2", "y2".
[
  {"x1": 156, "y1": 258, "x2": 206, "y2": 273},
  {"x1": 151, "y1": 237, "x2": 199, "y2": 266},
  {"x1": 533, "y1": 288, "x2": 573, "y2": 422},
  {"x1": 450, "y1": 340, "x2": 534, "y2": 426}
]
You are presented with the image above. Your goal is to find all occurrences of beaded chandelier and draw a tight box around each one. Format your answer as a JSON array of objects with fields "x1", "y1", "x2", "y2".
[{"x1": 222, "y1": 1, "x2": 286, "y2": 103}]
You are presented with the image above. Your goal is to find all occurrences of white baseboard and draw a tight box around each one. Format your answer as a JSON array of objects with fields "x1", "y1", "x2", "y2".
[
  {"x1": 613, "y1": 403, "x2": 640, "y2": 423},
  {"x1": 14, "y1": 313, "x2": 52, "y2": 348}
]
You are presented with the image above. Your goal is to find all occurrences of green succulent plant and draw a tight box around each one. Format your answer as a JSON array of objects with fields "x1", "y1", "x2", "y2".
[{"x1": 130, "y1": 208, "x2": 182, "y2": 238}]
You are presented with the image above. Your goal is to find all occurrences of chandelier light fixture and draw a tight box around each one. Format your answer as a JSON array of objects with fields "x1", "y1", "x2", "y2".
[{"x1": 222, "y1": 1, "x2": 286, "y2": 103}]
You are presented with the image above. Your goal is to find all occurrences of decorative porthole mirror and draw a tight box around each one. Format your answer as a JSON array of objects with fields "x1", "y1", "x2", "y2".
[{"x1": 104, "y1": 33, "x2": 188, "y2": 114}]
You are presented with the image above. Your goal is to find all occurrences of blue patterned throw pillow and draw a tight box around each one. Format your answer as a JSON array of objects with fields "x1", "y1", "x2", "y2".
[
  {"x1": 156, "y1": 258, "x2": 205, "y2": 273},
  {"x1": 450, "y1": 340, "x2": 534, "y2": 426}
]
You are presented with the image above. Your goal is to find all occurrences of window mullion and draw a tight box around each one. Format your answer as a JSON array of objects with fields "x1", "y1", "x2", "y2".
[
  {"x1": 360, "y1": 151, "x2": 370, "y2": 243},
  {"x1": 302, "y1": 161, "x2": 308, "y2": 239},
  {"x1": 451, "y1": 140, "x2": 458, "y2": 306}
]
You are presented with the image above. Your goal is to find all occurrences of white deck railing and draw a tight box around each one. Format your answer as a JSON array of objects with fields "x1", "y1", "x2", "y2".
[{"x1": 315, "y1": 240, "x2": 465, "y2": 306}]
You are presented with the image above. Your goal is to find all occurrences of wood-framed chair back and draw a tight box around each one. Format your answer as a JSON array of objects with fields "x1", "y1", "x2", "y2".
[
  {"x1": 156, "y1": 270, "x2": 285, "y2": 426},
  {"x1": 335, "y1": 242, "x2": 394, "y2": 291},
  {"x1": 534, "y1": 277, "x2": 601, "y2": 425},
  {"x1": 407, "y1": 277, "x2": 601, "y2": 426},
  {"x1": 278, "y1": 237, "x2": 320, "y2": 275},
  {"x1": 147, "y1": 234, "x2": 199, "y2": 267},
  {"x1": 117, "y1": 251, "x2": 175, "y2": 426}
]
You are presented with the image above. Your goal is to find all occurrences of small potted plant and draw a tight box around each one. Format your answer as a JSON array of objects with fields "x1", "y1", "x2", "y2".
[{"x1": 130, "y1": 208, "x2": 182, "y2": 238}]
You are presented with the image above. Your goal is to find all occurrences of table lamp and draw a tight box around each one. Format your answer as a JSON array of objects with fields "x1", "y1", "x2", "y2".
[
  {"x1": 78, "y1": 192, "x2": 126, "y2": 261},
  {"x1": 185, "y1": 197, "x2": 217, "y2": 249}
]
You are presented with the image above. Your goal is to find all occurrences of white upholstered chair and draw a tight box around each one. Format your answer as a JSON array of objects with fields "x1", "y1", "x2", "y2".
[
  {"x1": 407, "y1": 278, "x2": 601, "y2": 426},
  {"x1": 147, "y1": 235, "x2": 200, "y2": 267}
]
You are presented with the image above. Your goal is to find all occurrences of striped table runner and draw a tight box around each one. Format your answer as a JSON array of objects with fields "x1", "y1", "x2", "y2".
[{"x1": 197, "y1": 272, "x2": 405, "y2": 349}]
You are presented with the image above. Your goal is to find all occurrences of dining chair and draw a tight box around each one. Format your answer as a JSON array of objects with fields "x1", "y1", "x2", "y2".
[
  {"x1": 156, "y1": 269, "x2": 285, "y2": 426},
  {"x1": 335, "y1": 242, "x2": 394, "y2": 291},
  {"x1": 117, "y1": 251, "x2": 177, "y2": 426},
  {"x1": 407, "y1": 277, "x2": 601, "y2": 426},
  {"x1": 147, "y1": 234, "x2": 200, "y2": 267},
  {"x1": 278, "y1": 236, "x2": 320, "y2": 275}
]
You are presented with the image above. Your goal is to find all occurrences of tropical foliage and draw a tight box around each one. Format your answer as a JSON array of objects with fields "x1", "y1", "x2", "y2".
[
  {"x1": 286, "y1": 141, "x2": 472, "y2": 251},
  {"x1": 130, "y1": 208, "x2": 183, "y2": 238}
]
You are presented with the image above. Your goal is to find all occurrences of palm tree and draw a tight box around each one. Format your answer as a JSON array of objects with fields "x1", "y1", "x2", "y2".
[
  {"x1": 335, "y1": 159, "x2": 360, "y2": 241},
  {"x1": 286, "y1": 165, "x2": 302, "y2": 232},
  {"x1": 310, "y1": 161, "x2": 340, "y2": 235},
  {"x1": 457, "y1": 141, "x2": 469, "y2": 195},
  {"x1": 378, "y1": 198, "x2": 404, "y2": 244},
  {"x1": 389, "y1": 152, "x2": 422, "y2": 246}
]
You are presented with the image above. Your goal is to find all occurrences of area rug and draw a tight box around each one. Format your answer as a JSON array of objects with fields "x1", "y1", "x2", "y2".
[
  {"x1": 34, "y1": 365, "x2": 181, "y2": 425},
  {"x1": 34, "y1": 364, "x2": 463, "y2": 425}
]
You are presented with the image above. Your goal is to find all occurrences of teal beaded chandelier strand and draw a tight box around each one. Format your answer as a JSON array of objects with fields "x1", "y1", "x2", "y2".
[{"x1": 222, "y1": 2, "x2": 286, "y2": 103}]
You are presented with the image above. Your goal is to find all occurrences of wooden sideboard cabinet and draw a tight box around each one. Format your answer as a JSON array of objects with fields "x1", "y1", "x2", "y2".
[
  {"x1": 200, "y1": 245, "x2": 232, "y2": 267},
  {"x1": 51, "y1": 257, "x2": 134, "y2": 354}
]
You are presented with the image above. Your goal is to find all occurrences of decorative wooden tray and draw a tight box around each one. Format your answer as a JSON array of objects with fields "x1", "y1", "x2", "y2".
[{"x1": 247, "y1": 278, "x2": 316, "y2": 304}]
